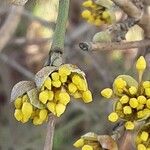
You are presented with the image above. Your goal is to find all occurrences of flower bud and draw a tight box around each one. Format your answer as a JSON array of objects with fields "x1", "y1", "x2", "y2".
[
  {"x1": 101, "y1": 88, "x2": 113, "y2": 99},
  {"x1": 136, "y1": 56, "x2": 146, "y2": 72}
]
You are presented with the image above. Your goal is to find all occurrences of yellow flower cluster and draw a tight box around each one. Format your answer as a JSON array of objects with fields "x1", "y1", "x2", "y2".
[
  {"x1": 14, "y1": 94, "x2": 48, "y2": 125},
  {"x1": 81, "y1": 0, "x2": 115, "y2": 26},
  {"x1": 73, "y1": 133, "x2": 101, "y2": 150},
  {"x1": 12, "y1": 64, "x2": 92, "y2": 125},
  {"x1": 38, "y1": 65, "x2": 92, "y2": 117},
  {"x1": 101, "y1": 56, "x2": 150, "y2": 130},
  {"x1": 136, "y1": 124, "x2": 150, "y2": 150}
]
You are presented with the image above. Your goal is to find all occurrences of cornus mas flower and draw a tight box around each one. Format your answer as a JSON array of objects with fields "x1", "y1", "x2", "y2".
[
  {"x1": 36, "y1": 64, "x2": 92, "y2": 117},
  {"x1": 73, "y1": 132, "x2": 118, "y2": 150},
  {"x1": 14, "y1": 95, "x2": 48, "y2": 125},
  {"x1": 101, "y1": 56, "x2": 150, "y2": 130},
  {"x1": 135, "y1": 123, "x2": 150, "y2": 150},
  {"x1": 81, "y1": 0, "x2": 115, "y2": 26},
  {"x1": 11, "y1": 81, "x2": 48, "y2": 125},
  {"x1": 11, "y1": 64, "x2": 92, "y2": 125}
]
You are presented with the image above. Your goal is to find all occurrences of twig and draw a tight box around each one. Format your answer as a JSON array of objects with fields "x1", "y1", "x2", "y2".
[
  {"x1": 119, "y1": 131, "x2": 133, "y2": 150},
  {"x1": 0, "y1": 7, "x2": 55, "y2": 29},
  {"x1": 44, "y1": 0, "x2": 70, "y2": 150},
  {"x1": 0, "y1": 5, "x2": 23, "y2": 52},
  {"x1": 143, "y1": 0, "x2": 150, "y2": 5},
  {"x1": 111, "y1": 0, "x2": 150, "y2": 38},
  {"x1": 0, "y1": 53, "x2": 34, "y2": 79},
  {"x1": 79, "y1": 39, "x2": 150, "y2": 52},
  {"x1": 44, "y1": 115, "x2": 57, "y2": 150},
  {"x1": 112, "y1": 0, "x2": 142, "y2": 20}
]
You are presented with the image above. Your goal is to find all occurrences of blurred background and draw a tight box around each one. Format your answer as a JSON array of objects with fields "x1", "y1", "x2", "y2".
[{"x1": 0, "y1": 0, "x2": 148, "y2": 150}]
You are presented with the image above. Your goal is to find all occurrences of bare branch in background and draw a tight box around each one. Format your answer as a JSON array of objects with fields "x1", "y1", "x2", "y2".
[
  {"x1": 9, "y1": 37, "x2": 51, "y2": 46},
  {"x1": 112, "y1": 0, "x2": 142, "y2": 20},
  {"x1": 111, "y1": 0, "x2": 150, "y2": 38},
  {"x1": 108, "y1": 18, "x2": 136, "y2": 41},
  {"x1": 79, "y1": 39, "x2": 150, "y2": 52},
  {"x1": 143, "y1": 0, "x2": 150, "y2": 5},
  {"x1": 0, "y1": 5, "x2": 23, "y2": 52},
  {"x1": 11, "y1": 0, "x2": 28, "y2": 5},
  {"x1": 0, "y1": 53, "x2": 34, "y2": 79}
]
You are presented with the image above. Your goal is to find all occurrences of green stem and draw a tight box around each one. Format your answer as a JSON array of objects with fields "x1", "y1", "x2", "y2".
[
  {"x1": 51, "y1": 0, "x2": 70, "y2": 52},
  {"x1": 44, "y1": 1, "x2": 70, "y2": 150},
  {"x1": 48, "y1": 0, "x2": 70, "y2": 66}
]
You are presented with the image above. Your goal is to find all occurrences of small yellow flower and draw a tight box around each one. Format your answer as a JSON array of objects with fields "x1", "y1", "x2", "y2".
[
  {"x1": 74, "y1": 132, "x2": 106, "y2": 150},
  {"x1": 135, "y1": 123, "x2": 150, "y2": 149},
  {"x1": 129, "y1": 86, "x2": 137, "y2": 95},
  {"x1": 123, "y1": 106, "x2": 132, "y2": 115},
  {"x1": 146, "y1": 99, "x2": 150, "y2": 109},
  {"x1": 82, "y1": 90, "x2": 92, "y2": 103},
  {"x1": 51, "y1": 72, "x2": 60, "y2": 81},
  {"x1": 137, "y1": 96, "x2": 147, "y2": 104},
  {"x1": 129, "y1": 98, "x2": 139, "y2": 108},
  {"x1": 72, "y1": 74, "x2": 82, "y2": 85},
  {"x1": 94, "y1": 19, "x2": 102, "y2": 26},
  {"x1": 60, "y1": 75, "x2": 67, "y2": 83},
  {"x1": 145, "y1": 88, "x2": 150, "y2": 97},
  {"x1": 140, "y1": 131, "x2": 149, "y2": 142},
  {"x1": 101, "y1": 88, "x2": 113, "y2": 98},
  {"x1": 58, "y1": 66, "x2": 71, "y2": 76},
  {"x1": 137, "y1": 144, "x2": 146, "y2": 150},
  {"x1": 14, "y1": 109, "x2": 23, "y2": 121},
  {"x1": 81, "y1": 0, "x2": 115, "y2": 26},
  {"x1": 143, "y1": 81, "x2": 150, "y2": 88},
  {"x1": 82, "y1": 0, "x2": 93, "y2": 7},
  {"x1": 47, "y1": 102, "x2": 56, "y2": 115},
  {"x1": 48, "y1": 91, "x2": 54, "y2": 101},
  {"x1": 68, "y1": 83, "x2": 77, "y2": 93},
  {"x1": 81, "y1": 10, "x2": 92, "y2": 19},
  {"x1": 73, "y1": 138, "x2": 84, "y2": 148},
  {"x1": 73, "y1": 91, "x2": 82, "y2": 99},
  {"x1": 77, "y1": 79, "x2": 87, "y2": 91},
  {"x1": 33, "y1": 117, "x2": 43, "y2": 125},
  {"x1": 136, "y1": 56, "x2": 146, "y2": 72},
  {"x1": 102, "y1": 11, "x2": 110, "y2": 19},
  {"x1": 137, "y1": 110, "x2": 145, "y2": 119},
  {"x1": 22, "y1": 102, "x2": 33, "y2": 117},
  {"x1": 125, "y1": 121, "x2": 134, "y2": 130},
  {"x1": 14, "y1": 97, "x2": 22, "y2": 109},
  {"x1": 59, "y1": 92, "x2": 70, "y2": 105},
  {"x1": 39, "y1": 109, "x2": 48, "y2": 121},
  {"x1": 114, "y1": 78, "x2": 127, "y2": 90},
  {"x1": 22, "y1": 94, "x2": 29, "y2": 102},
  {"x1": 39, "y1": 90, "x2": 49, "y2": 104},
  {"x1": 44, "y1": 77, "x2": 51, "y2": 90},
  {"x1": 119, "y1": 95, "x2": 129, "y2": 104},
  {"x1": 115, "y1": 102, "x2": 122, "y2": 110},
  {"x1": 55, "y1": 103, "x2": 66, "y2": 117},
  {"x1": 82, "y1": 145, "x2": 93, "y2": 150},
  {"x1": 108, "y1": 112, "x2": 119, "y2": 122},
  {"x1": 52, "y1": 80, "x2": 61, "y2": 88}
]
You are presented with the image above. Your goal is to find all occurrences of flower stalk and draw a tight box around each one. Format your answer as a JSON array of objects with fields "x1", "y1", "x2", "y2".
[
  {"x1": 48, "y1": 0, "x2": 70, "y2": 67},
  {"x1": 44, "y1": 0, "x2": 70, "y2": 150}
]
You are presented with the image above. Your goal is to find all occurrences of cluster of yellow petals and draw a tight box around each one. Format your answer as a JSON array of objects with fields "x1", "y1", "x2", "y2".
[
  {"x1": 14, "y1": 94, "x2": 48, "y2": 125},
  {"x1": 38, "y1": 65, "x2": 92, "y2": 117},
  {"x1": 101, "y1": 56, "x2": 150, "y2": 130},
  {"x1": 73, "y1": 137, "x2": 101, "y2": 150},
  {"x1": 81, "y1": 0, "x2": 113, "y2": 26},
  {"x1": 136, "y1": 124, "x2": 150, "y2": 150}
]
